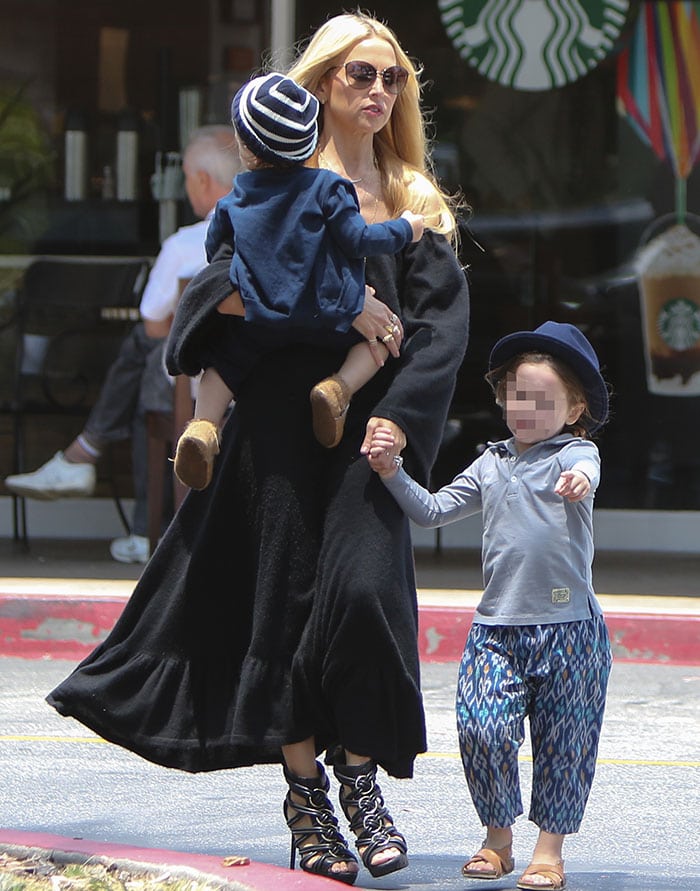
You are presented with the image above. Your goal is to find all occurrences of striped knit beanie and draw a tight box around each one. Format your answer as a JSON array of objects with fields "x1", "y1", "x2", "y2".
[{"x1": 231, "y1": 73, "x2": 319, "y2": 166}]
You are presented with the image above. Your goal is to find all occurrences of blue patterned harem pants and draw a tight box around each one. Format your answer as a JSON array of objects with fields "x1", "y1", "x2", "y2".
[{"x1": 456, "y1": 615, "x2": 611, "y2": 834}]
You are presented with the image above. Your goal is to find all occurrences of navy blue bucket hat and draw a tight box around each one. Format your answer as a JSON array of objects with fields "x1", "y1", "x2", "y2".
[
  {"x1": 231, "y1": 73, "x2": 319, "y2": 166},
  {"x1": 488, "y1": 320, "x2": 609, "y2": 432}
]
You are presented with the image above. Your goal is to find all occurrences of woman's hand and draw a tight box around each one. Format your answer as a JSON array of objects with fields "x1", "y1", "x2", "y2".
[
  {"x1": 361, "y1": 418, "x2": 406, "y2": 477},
  {"x1": 217, "y1": 291, "x2": 245, "y2": 316},
  {"x1": 352, "y1": 286, "x2": 403, "y2": 366}
]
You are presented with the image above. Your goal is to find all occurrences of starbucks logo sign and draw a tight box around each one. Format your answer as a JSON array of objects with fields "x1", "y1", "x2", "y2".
[
  {"x1": 439, "y1": 0, "x2": 631, "y2": 90},
  {"x1": 658, "y1": 299, "x2": 700, "y2": 351}
]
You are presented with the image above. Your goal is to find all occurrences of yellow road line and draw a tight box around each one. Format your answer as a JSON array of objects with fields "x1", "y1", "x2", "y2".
[
  {"x1": 2, "y1": 735, "x2": 108, "y2": 743},
  {"x1": 418, "y1": 751, "x2": 700, "y2": 768},
  {"x1": 422, "y1": 752, "x2": 700, "y2": 767},
  {"x1": 2, "y1": 736, "x2": 699, "y2": 768}
]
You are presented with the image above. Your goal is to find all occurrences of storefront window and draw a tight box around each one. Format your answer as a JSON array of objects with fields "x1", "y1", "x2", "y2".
[
  {"x1": 0, "y1": 0, "x2": 268, "y2": 475},
  {"x1": 297, "y1": 0, "x2": 700, "y2": 513},
  {"x1": 1, "y1": 0, "x2": 699, "y2": 516},
  {"x1": 0, "y1": 0, "x2": 269, "y2": 256}
]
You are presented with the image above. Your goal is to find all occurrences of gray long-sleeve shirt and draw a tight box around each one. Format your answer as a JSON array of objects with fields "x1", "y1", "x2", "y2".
[{"x1": 383, "y1": 433, "x2": 602, "y2": 625}]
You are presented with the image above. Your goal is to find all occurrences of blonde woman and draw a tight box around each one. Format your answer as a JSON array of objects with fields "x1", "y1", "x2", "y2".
[{"x1": 48, "y1": 12, "x2": 470, "y2": 886}]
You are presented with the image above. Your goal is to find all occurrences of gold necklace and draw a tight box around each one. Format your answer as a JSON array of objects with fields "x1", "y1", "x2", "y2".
[
  {"x1": 317, "y1": 152, "x2": 381, "y2": 221},
  {"x1": 357, "y1": 180, "x2": 381, "y2": 224},
  {"x1": 368, "y1": 191, "x2": 379, "y2": 224},
  {"x1": 318, "y1": 151, "x2": 378, "y2": 185}
]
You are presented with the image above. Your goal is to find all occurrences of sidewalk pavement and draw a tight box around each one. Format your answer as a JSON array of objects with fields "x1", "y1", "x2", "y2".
[{"x1": 1, "y1": 538, "x2": 699, "y2": 890}]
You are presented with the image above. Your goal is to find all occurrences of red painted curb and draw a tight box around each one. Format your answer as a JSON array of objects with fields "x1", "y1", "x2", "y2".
[
  {"x1": 604, "y1": 612, "x2": 700, "y2": 665},
  {"x1": 418, "y1": 606, "x2": 700, "y2": 666},
  {"x1": 1, "y1": 594, "x2": 699, "y2": 665},
  {"x1": 0, "y1": 596, "x2": 126, "y2": 660},
  {"x1": 0, "y1": 829, "x2": 339, "y2": 890}
]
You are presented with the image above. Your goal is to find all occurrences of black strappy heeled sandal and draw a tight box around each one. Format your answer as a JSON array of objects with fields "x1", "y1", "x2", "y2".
[
  {"x1": 333, "y1": 759, "x2": 409, "y2": 878},
  {"x1": 283, "y1": 761, "x2": 358, "y2": 885}
]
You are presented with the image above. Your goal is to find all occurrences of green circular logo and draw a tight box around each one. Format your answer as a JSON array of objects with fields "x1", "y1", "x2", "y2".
[
  {"x1": 658, "y1": 299, "x2": 700, "y2": 351},
  {"x1": 439, "y1": 0, "x2": 631, "y2": 90}
]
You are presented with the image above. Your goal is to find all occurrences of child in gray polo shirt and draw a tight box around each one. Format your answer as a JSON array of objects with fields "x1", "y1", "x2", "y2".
[{"x1": 365, "y1": 320, "x2": 611, "y2": 891}]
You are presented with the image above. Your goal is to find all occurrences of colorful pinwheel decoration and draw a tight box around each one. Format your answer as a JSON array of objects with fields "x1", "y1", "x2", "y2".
[{"x1": 617, "y1": 1, "x2": 700, "y2": 222}]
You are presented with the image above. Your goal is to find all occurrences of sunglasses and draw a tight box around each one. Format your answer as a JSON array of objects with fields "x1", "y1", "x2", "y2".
[{"x1": 338, "y1": 60, "x2": 409, "y2": 95}]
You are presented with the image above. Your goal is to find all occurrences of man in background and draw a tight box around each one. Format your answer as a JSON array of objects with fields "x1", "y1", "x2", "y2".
[{"x1": 4, "y1": 125, "x2": 241, "y2": 563}]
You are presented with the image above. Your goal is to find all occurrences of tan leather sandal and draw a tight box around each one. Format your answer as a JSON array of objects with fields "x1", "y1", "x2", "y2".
[
  {"x1": 516, "y1": 859, "x2": 566, "y2": 890},
  {"x1": 174, "y1": 419, "x2": 220, "y2": 490},
  {"x1": 462, "y1": 843, "x2": 514, "y2": 880},
  {"x1": 309, "y1": 374, "x2": 351, "y2": 448}
]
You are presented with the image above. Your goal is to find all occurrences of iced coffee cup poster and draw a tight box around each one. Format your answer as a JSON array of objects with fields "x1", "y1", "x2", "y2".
[
  {"x1": 439, "y1": 0, "x2": 700, "y2": 396},
  {"x1": 617, "y1": 3, "x2": 700, "y2": 395}
]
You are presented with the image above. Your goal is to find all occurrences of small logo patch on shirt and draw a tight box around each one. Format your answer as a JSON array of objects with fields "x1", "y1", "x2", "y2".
[{"x1": 551, "y1": 587, "x2": 571, "y2": 603}]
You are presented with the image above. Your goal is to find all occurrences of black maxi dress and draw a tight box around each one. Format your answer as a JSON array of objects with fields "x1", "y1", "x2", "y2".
[{"x1": 47, "y1": 231, "x2": 470, "y2": 779}]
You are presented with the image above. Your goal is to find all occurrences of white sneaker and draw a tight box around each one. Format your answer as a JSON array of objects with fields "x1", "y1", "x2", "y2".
[
  {"x1": 4, "y1": 451, "x2": 96, "y2": 500},
  {"x1": 110, "y1": 534, "x2": 149, "y2": 564}
]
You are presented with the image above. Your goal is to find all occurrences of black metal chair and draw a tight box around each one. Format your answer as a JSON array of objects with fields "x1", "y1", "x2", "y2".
[
  {"x1": 145, "y1": 279, "x2": 195, "y2": 555},
  {"x1": 6, "y1": 255, "x2": 151, "y2": 543}
]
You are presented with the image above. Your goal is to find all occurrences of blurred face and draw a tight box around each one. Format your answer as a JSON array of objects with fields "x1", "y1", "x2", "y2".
[
  {"x1": 317, "y1": 37, "x2": 401, "y2": 138},
  {"x1": 504, "y1": 361, "x2": 584, "y2": 453}
]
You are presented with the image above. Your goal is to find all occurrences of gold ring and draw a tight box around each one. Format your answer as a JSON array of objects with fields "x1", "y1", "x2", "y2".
[
  {"x1": 382, "y1": 333, "x2": 394, "y2": 343},
  {"x1": 384, "y1": 324, "x2": 395, "y2": 334}
]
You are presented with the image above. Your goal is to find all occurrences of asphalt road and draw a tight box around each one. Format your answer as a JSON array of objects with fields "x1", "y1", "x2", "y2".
[{"x1": 1, "y1": 659, "x2": 699, "y2": 890}]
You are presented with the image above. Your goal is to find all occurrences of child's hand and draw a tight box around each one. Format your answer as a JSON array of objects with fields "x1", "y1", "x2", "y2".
[
  {"x1": 400, "y1": 210, "x2": 425, "y2": 243},
  {"x1": 366, "y1": 426, "x2": 400, "y2": 477},
  {"x1": 554, "y1": 469, "x2": 590, "y2": 502}
]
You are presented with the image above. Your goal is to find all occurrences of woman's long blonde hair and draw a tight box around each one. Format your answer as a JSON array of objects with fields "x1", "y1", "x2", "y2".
[{"x1": 287, "y1": 11, "x2": 464, "y2": 246}]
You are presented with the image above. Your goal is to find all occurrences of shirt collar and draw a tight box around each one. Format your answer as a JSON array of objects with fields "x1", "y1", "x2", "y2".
[{"x1": 488, "y1": 432, "x2": 579, "y2": 458}]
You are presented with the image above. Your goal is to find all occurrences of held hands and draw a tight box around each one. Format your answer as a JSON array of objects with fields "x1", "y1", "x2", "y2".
[
  {"x1": 554, "y1": 469, "x2": 591, "y2": 502},
  {"x1": 361, "y1": 421, "x2": 405, "y2": 478},
  {"x1": 400, "y1": 210, "x2": 425, "y2": 243},
  {"x1": 351, "y1": 286, "x2": 404, "y2": 366}
]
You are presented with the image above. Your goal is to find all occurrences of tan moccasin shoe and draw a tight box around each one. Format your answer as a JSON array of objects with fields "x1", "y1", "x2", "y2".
[
  {"x1": 174, "y1": 419, "x2": 220, "y2": 490},
  {"x1": 309, "y1": 374, "x2": 351, "y2": 448}
]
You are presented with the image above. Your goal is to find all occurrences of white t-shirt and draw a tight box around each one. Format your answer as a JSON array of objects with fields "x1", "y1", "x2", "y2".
[{"x1": 139, "y1": 218, "x2": 210, "y2": 322}]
